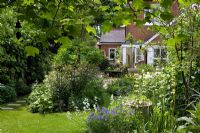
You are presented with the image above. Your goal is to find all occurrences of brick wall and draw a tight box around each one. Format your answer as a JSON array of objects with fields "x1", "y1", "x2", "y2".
[{"x1": 99, "y1": 44, "x2": 121, "y2": 58}]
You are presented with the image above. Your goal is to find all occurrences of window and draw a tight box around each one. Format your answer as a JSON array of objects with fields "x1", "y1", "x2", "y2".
[
  {"x1": 153, "y1": 47, "x2": 167, "y2": 65},
  {"x1": 135, "y1": 48, "x2": 144, "y2": 63},
  {"x1": 109, "y1": 48, "x2": 116, "y2": 60}
]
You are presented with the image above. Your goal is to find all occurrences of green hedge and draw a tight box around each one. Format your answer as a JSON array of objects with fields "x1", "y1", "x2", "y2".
[{"x1": 0, "y1": 83, "x2": 16, "y2": 104}]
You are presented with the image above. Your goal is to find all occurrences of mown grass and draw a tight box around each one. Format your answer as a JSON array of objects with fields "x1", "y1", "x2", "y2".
[{"x1": 0, "y1": 106, "x2": 88, "y2": 133}]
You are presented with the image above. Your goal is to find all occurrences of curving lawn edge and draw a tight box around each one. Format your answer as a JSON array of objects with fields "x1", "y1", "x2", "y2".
[{"x1": 0, "y1": 106, "x2": 88, "y2": 133}]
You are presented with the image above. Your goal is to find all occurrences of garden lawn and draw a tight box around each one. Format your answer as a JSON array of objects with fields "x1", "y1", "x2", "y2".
[{"x1": 0, "y1": 107, "x2": 88, "y2": 133}]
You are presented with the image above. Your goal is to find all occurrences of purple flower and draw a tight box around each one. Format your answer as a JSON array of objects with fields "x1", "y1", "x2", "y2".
[
  {"x1": 97, "y1": 114, "x2": 103, "y2": 120},
  {"x1": 97, "y1": 106, "x2": 100, "y2": 112},
  {"x1": 115, "y1": 107, "x2": 119, "y2": 111},
  {"x1": 89, "y1": 112, "x2": 95, "y2": 119},
  {"x1": 102, "y1": 107, "x2": 105, "y2": 112},
  {"x1": 105, "y1": 109, "x2": 109, "y2": 115},
  {"x1": 111, "y1": 110, "x2": 117, "y2": 115}
]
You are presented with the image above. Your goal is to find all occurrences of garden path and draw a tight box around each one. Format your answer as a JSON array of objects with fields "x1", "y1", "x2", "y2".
[{"x1": 0, "y1": 98, "x2": 26, "y2": 110}]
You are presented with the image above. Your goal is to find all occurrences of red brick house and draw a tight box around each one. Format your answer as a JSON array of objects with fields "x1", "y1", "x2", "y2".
[
  {"x1": 98, "y1": 28, "x2": 125, "y2": 61},
  {"x1": 98, "y1": 0, "x2": 179, "y2": 68}
]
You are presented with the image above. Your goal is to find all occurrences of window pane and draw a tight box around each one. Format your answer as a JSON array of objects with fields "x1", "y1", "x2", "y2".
[
  {"x1": 154, "y1": 48, "x2": 160, "y2": 58},
  {"x1": 161, "y1": 48, "x2": 167, "y2": 58},
  {"x1": 109, "y1": 49, "x2": 115, "y2": 59},
  {"x1": 136, "y1": 48, "x2": 144, "y2": 62}
]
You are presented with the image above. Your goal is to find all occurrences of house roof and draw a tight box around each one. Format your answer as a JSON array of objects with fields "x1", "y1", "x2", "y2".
[
  {"x1": 143, "y1": 32, "x2": 160, "y2": 46},
  {"x1": 121, "y1": 32, "x2": 160, "y2": 47},
  {"x1": 100, "y1": 28, "x2": 125, "y2": 43}
]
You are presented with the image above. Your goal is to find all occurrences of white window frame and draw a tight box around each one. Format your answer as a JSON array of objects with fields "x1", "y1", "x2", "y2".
[
  {"x1": 153, "y1": 46, "x2": 168, "y2": 64},
  {"x1": 135, "y1": 48, "x2": 144, "y2": 63},
  {"x1": 108, "y1": 48, "x2": 116, "y2": 60}
]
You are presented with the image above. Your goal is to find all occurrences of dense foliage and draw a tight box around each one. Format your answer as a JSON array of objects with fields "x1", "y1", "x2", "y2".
[
  {"x1": 107, "y1": 76, "x2": 134, "y2": 96},
  {"x1": 87, "y1": 66, "x2": 177, "y2": 132},
  {"x1": 87, "y1": 106, "x2": 138, "y2": 133},
  {"x1": 28, "y1": 63, "x2": 109, "y2": 113},
  {"x1": 54, "y1": 38, "x2": 104, "y2": 66},
  {"x1": 1, "y1": 0, "x2": 200, "y2": 132},
  {"x1": 0, "y1": 83, "x2": 16, "y2": 104},
  {"x1": 156, "y1": 3, "x2": 200, "y2": 114},
  {"x1": 28, "y1": 84, "x2": 53, "y2": 113},
  {"x1": 0, "y1": 8, "x2": 52, "y2": 98}
]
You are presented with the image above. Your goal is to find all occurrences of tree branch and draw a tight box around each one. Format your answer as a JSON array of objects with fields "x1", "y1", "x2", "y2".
[
  {"x1": 52, "y1": 0, "x2": 62, "y2": 27},
  {"x1": 127, "y1": 1, "x2": 138, "y2": 18}
]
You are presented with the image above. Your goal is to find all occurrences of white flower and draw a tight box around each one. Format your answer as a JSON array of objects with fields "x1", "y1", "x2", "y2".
[
  {"x1": 110, "y1": 94, "x2": 114, "y2": 103},
  {"x1": 82, "y1": 98, "x2": 90, "y2": 111},
  {"x1": 66, "y1": 111, "x2": 72, "y2": 120},
  {"x1": 93, "y1": 104, "x2": 97, "y2": 112}
]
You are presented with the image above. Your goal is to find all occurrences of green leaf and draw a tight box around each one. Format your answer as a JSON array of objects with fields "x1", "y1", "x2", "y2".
[
  {"x1": 165, "y1": 38, "x2": 176, "y2": 46},
  {"x1": 165, "y1": 33, "x2": 187, "y2": 46},
  {"x1": 160, "y1": 11, "x2": 173, "y2": 21},
  {"x1": 178, "y1": 0, "x2": 191, "y2": 6},
  {"x1": 25, "y1": 46, "x2": 39, "y2": 57},
  {"x1": 132, "y1": 0, "x2": 144, "y2": 10},
  {"x1": 57, "y1": 37, "x2": 71, "y2": 46},
  {"x1": 23, "y1": 0, "x2": 34, "y2": 5},
  {"x1": 161, "y1": 0, "x2": 173, "y2": 9},
  {"x1": 102, "y1": 21, "x2": 113, "y2": 33},
  {"x1": 122, "y1": 19, "x2": 130, "y2": 26},
  {"x1": 94, "y1": 0, "x2": 101, "y2": 4},
  {"x1": 86, "y1": 26, "x2": 96, "y2": 35},
  {"x1": 114, "y1": 6, "x2": 122, "y2": 11},
  {"x1": 0, "y1": 46, "x2": 4, "y2": 55},
  {"x1": 68, "y1": 6, "x2": 74, "y2": 12},
  {"x1": 177, "y1": 34, "x2": 187, "y2": 41},
  {"x1": 177, "y1": 117, "x2": 194, "y2": 125},
  {"x1": 100, "y1": 6, "x2": 110, "y2": 11},
  {"x1": 111, "y1": 0, "x2": 124, "y2": 5}
]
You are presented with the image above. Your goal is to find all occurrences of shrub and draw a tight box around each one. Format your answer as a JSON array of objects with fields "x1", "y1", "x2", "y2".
[
  {"x1": 107, "y1": 76, "x2": 135, "y2": 96},
  {"x1": 0, "y1": 83, "x2": 16, "y2": 104},
  {"x1": 146, "y1": 107, "x2": 176, "y2": 133},
  {"x1": 50, "y1": 64, "x2": 103, "y2": 111},
  {"x1": 15, "y1": 79, "x2": 32, "y2": 96},
  {"x1": 137, "y1": 64, "x2": 155, "y2": 73},
  {"x1": 70, "y1": 79, "x2": 110, "y2": 110},
  {"x1": 99, "y1": 58, "x2": 109, "y2": 71},
  {"x1": 0, "y1": 8, "x2": 52, "y2": 87},
  {"x1": 28, "y1": 84, "x2": 53, "y2": 113},
  {"x1": 45, "y1": 68, "x2": 70, "y2": 112},
  {"x1": 83, "y1": 47, "x2": 104, "y2": 65},
  {"x1": 54, "y1": 41, "x2": 104, "y2": 67},
  {"x1": 87, "y1": 106, "x2": 143, "y2": 133},
  {"x1": 130, "y1": 66, "x2": 177, "y2": 111},
  {"x1": 187, "y1": 103, "x2": 200, "y2": 132},
  {"x1": 28, "y1": 63, "x2": 110, "y2": 113},
  {"x1": 87, "y1": 95, "x2": 176, "y2": 133},
  {"x1": 178, "y1": 103, "x2": 200, "y2": 133}
]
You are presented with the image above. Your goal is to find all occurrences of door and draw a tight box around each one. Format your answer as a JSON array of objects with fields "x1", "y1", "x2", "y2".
[{"x1": 147, "y1": 47, "x2": 154, "y2": 65}]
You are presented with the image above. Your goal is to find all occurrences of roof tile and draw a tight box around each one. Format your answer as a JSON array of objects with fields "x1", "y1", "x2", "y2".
[{"x1": 100, "y1": 28, "x2": 125, "y2": 43}]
